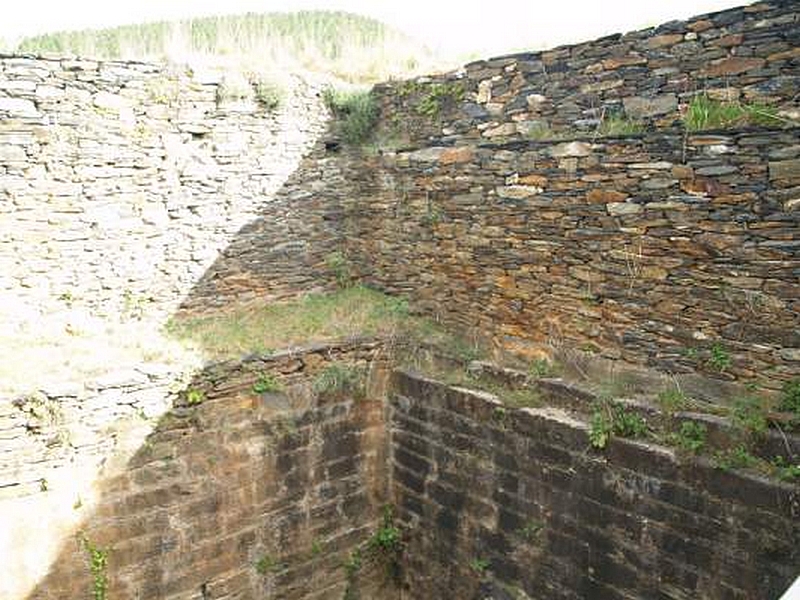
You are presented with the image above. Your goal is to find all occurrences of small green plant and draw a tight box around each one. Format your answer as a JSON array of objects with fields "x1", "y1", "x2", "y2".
[
  {"x1": 252, "y1": 79, "x2": 283, "y2": 110},
  {"x1": 469, "y1": 557, "x2": 490, "y2": 575},
  {"x1": 684, "y1": 94, "x2": 785, "y2": 131},
  {"x1": 589, "y1": 400, "x2": 648, "y2": 449},
  {"x1": 519, "y1": 519, "x2": 544, "y2": 541},
  {"x1": 707, "y1": 343, "x2": 732, "y2": 372},
  {"x1": 731, "y1": 395, "x2": 769, "y2": 436},
  {"x1": 415, "y1": 82, "x2": 466, "y2": 118},
  {"x1": 589, "y1": 410, "x2": 613, "y2": 449},
  {"x1": 185, "y1": 389, "x2": 204, "y2": 406},
  {"x1": 310, "y1": 538, "x2": 323, "y2": 557},
  {"x1": 369, "y1": 506, "x2": 402, "y2": 555},
  {"x1": 58, "y1": 290, "x2": 75, "y2": 306},
  {"x1": 313, "y1": 363, "x2": 367, "y2": 398},
  {"x1": 683, "y1": 347, "x2": 699, "y2": 361},
  {"x1": 671, "y1": 421, "x2": 707, "y2": 454},
  {"x1": 771, "y1": 456, "x2": 800, "y2": 481},
  {"x1": 596, "y1": 112, "x2": 645, "y2": 137},
  {"x1": 323, "y1": 88, "x2": 379, "y2": 145},
  {"x1": 657, "y1": 387, "x2": 690, "y2": 414},
  {"x1": 252, "y1": 373, "x2": 282, "y2": 394},
  {"x1": 528, "y1": 358, "x2": 556, "y2": 380},
  {"x1": 343, "y1": 548, "x2": 362, "y2": 578},
  {"x1": 713, "y1": 445, "x2": 758, "y2": 471},
  {"x1": 325, "y1": 251, "x2": 352, "y2": 289},
  {"x1": 779, "y1": 379, "x2": 800, "y2": 416},
  {"x1": 492, "y1": 406, "x2": 508, "y2": 429},
  {"x1": 79, "y1": 534, "x2": 109, "y2": 600},
  {"x1": 255, "y1": 554, "x2": 278, "y2": 575}
]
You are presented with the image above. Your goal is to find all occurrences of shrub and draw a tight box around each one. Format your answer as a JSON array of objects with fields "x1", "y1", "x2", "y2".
[{"x1": 323, "y1": 88, "x2": 379, "y2": 145}]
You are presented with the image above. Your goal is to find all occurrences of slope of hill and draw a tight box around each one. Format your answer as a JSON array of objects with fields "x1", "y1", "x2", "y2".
[{"x1": 15, "y1": 10, "x2": 438, "y2": 83}]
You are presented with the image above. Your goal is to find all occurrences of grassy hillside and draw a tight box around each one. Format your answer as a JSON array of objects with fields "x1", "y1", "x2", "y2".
[{"x1": 16, "y1": 11, "x2": 436, "y2": 82}]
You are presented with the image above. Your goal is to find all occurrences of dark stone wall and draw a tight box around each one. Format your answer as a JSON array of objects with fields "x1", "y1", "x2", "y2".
[
  {"x1": 339, "y1": 129, "x2": 800, "y2": 389},
  {"x1": 374, "y1": 0, "x2": 800, "y2": 143},
  {"x1": 27, "y1": 341, "x2": 398, "y2": 600},
  {"x1": 389, "y1": 370, "x2": 800, "y2": 600},
  {"x1": 181, "y1": 1, "x2": 800, "y2": 389}
]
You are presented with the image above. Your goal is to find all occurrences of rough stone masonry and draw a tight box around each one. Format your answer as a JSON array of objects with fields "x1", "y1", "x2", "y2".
[{"x1": 1, "y1": 1, "x2": 799, "y2": 599}]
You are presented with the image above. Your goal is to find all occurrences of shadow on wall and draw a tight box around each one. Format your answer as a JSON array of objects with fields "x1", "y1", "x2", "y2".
[
  {"x1": 25, "y1": 341, "x2": 397, "y2": 600},
  {"x1": 175, "y1": 140, "x2": 360, "y2": 315}
]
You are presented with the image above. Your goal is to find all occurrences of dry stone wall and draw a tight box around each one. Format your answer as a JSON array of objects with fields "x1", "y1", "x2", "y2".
[
  {"x1": 23, "y1": 341, "x2": 396, "y2": 600},
  {"x1": 390, "y1": 371, "x2": 800, "y2": 600},
  {"x1": 0, "y1": 55, "x2": 329, "y2": 326},
  {"x1": 375, "y1": 0, "x2": 800, "y2": 143},
  {"x1": 339, "y1": 129, "x2": 800, "y2": 389},
  {"x1": 184, "y1": 0, "x2": 800, "y2": 390}
]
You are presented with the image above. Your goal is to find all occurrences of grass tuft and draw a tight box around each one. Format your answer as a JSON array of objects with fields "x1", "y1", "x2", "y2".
[{"x1": 684, "y1": 94, "x2": 787, "y2": 131}]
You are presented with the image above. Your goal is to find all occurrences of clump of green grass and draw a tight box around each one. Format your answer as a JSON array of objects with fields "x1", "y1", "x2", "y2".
[
  {"x1": 253, "y1": 373, "x2": 282, "y2": 394},
  {"x1": 325, "y1": 251, "x2": 353, "y2": 289},
  {"x1": 414, "y1": 82, "x2": 466, "y2": 118},
  {"x1": 596, "y1": 113, "x2": 645, "y2": 137},
  {"x1": 684, "y1": 94, "x2": 786, "y2": 131},
  {"x1": 519, "y1": 519, "x2": 544, "y2": 541},
  {"x1": 323, "y1": 88, "x2": 379, "y2": 145},
  {"x1": 167, "y1": 286, "x2": 477, "y2": 364},
  {"x1": 657, "y1": 387, "x2": 691, "y2": 414},
  {"x1": 707, "y1": 342, "x2": 732, "y2": 373},
  {"x1": 314, "y1": 363, "x2": 367, "y2": 398},
  {"x1": 528, "y1": 358, "x2": 557, "y2": 380},
  {"x1": 253, "y1": 79, "x2": 284, "y2": 110}
]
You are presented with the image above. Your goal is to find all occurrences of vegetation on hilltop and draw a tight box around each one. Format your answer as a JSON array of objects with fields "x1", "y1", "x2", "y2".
[{"x1": 15, "y1": 11, "x2": 436, "y2": 83}]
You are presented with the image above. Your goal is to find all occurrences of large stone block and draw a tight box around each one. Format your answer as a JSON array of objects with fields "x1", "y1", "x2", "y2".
[{"x1": 623, "y1": 94, "x2": 678, "y2": 119}]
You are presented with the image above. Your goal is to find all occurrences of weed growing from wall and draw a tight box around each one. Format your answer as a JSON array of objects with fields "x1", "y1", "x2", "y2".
[
  {"x1": 313, "y1": 363, "x2": 367, "y2": 399},
  {"x1": 252, "y1": 78, "x2": 284, "y2": 110},
  {"x1": 780, "y1": 379, "x2": 800, "y2": 417},
  {"x1": 253, "y1": 373, "x2": 282, "y2": 394},
  {"x1": 669, "y1": 421, "x2": 707, "y2": 454},
  {"x1": 79, "y1": 534, "x2": 109, "y2": 600},
  {"x1": 185, "y1": 389, "x2": 205, "y2": 406},
  {"x1": 707, "y1": 343, "x2": 732, "y2": 373},
  {"x1": 589, "y1": 399, "x2": 648, "y2": 449},
  {"x1": 325, "y1": 251, "x2": 354, "y2": 289},
  {"x1": 684, "y1": 94, "x2": 786, "y2": 131},
  {"x1": 323, "y1": 88, "x2": 379, "y2": 145}
]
